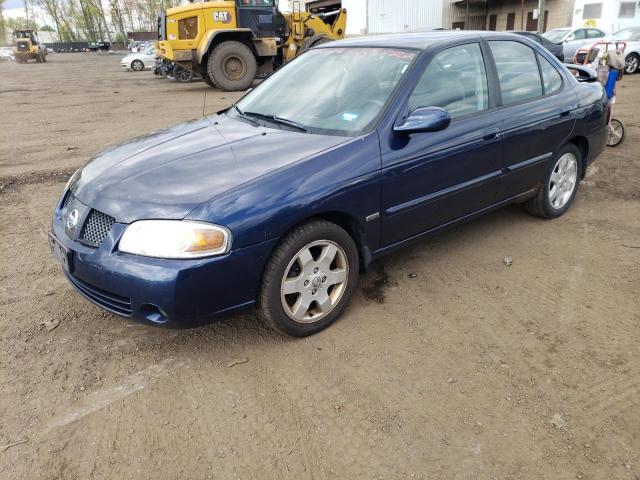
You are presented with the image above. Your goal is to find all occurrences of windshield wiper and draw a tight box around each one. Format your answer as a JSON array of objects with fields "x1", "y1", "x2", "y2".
[
  {"x1": 233, "y1": 104, "x2": 260, "y2": 126},
  {"x1": 242, "y1": 111, "x2": 308, "y2": 132}
]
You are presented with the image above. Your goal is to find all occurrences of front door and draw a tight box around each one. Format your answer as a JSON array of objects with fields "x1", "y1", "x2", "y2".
[{"x1": 380, "y1": 42, "x2": 503, "y2": 247}]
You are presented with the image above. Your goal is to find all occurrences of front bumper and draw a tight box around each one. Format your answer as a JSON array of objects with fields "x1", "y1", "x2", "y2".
[{"x1": 50, "y1": 192, "x2": 277, "y2": 327}]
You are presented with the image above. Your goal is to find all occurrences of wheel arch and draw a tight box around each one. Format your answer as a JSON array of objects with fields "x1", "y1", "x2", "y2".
[
  {"x1": 262, "y1": 211, "x2": 372, "y2": 279},
  {"x1": 197, "y1": 29, "x2": 256, "y2": 66},
  {"x1": 567, "y1": 135, "x2": 589, "y2": 178}
]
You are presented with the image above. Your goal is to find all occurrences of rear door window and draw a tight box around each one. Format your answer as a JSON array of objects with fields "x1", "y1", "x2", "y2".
[
  {"x1": 489, "y1": 41, "x2": 542, "y2": 105},
  {"x1": 408, "y1": 43, "x2": 489, "y2": 119}
]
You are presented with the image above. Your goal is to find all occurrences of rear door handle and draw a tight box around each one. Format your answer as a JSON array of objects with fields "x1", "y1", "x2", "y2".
[
  {"x1": 560, "y1": 107, "x2": 574, "y2": 117},
  {"x1": 482, "y1": 128, "x2": 500, "y2": 141}
]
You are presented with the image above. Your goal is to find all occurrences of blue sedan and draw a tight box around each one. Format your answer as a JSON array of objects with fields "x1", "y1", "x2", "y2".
[{"x1": 50, "y1": 32, "x2": 608, "y2": 336}]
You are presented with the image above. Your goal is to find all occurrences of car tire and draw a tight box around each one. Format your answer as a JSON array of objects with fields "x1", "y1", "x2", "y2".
[
  {"x1": 524, "y1": 143, "x2": 582, "y2": 219},
  {"x1": 204, "y1": 73, "x2": 217, "y2": 87},
  {"x1": 131, "y1": 59, "x2": 144, "y2": 71},
  {"x1": 207, "y1": 41, "x2": 256, "y2": 91},
  {"x1": 625, "y1": 53, "x2": 639, "y2": 74},
  {"x1": 258, "y1": 220, "x2": 359, "y2": 337}
]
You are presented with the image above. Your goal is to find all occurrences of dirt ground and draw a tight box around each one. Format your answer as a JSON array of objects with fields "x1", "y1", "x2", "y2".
[{"x1": 1, "y1": 53, "x2": 639, "y2": 480}]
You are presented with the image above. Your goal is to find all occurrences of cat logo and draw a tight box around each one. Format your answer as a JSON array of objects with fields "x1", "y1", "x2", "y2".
[{"x1": 213, "y1": 11, "x2": 232, "y2": 24}]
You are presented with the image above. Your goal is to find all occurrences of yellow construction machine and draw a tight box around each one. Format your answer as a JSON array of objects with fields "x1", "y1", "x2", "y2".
[
  {"x1": 12, "y1": 29, "x2": 47, "y2": 63},
  {"x1": 157, "y1": 0, "x2": 346, "y2": 90}
]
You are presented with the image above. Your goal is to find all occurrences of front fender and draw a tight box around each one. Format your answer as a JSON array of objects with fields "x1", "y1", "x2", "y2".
[{"x1": 195, "y1": 28, "x2": 255, "y2": 64}]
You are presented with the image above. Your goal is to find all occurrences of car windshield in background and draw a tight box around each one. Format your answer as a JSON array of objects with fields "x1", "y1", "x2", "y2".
[
  {"x1": 543, "y1": 29, "x2": 570, "y2": 43},
  {"x1": 233, "y1": 47, "x2": 417, "y2": 136},
  {"x1": 612, "y1": 28, "x2": 640, "y2": 41}
]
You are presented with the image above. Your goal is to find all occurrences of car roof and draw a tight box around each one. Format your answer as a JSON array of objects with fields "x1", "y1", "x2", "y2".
[{"x1": 316, "y1": 31, "x2": 528, "y2": 50}]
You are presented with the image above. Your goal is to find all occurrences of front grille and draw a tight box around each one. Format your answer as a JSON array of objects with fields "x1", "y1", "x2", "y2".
[
  {"x1": 65, "y1": 272, "x2": 133, "y2": 316},
  {"x1": 79, "y1": 209, "x2": 115, "y2": 247}
]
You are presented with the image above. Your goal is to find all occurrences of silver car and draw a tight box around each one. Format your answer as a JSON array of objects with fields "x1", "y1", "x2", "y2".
[
  {"x1": 610, "y1": 26, "x2": 640, "y2": 74},
  {"x1": 543, "y1": 27, "x2": 607, "y2": 62}
]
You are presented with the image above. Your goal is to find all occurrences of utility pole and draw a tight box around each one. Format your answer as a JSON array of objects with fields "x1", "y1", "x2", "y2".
[{"x1": 537, "y1": 0, "x2": 546, "y2": 34}]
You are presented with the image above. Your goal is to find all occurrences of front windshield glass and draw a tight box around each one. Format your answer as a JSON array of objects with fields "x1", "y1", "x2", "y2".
[
  {"x1": 613, "y1": 28, "x2": 640, "y2": 41},
  {"x1": 543, "y1": 29, "x2": 570, "y2": 43},
  {"x1": 234, "y1": 47, "x2": 418, "y2": 136},
  {"x1": 145, "y1": 47, "x2": 155, "y2": 55}
]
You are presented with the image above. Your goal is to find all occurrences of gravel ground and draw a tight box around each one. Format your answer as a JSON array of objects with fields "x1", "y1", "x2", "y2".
[{"x1": 1, "y1": 53, "x2": 639, "y2": 480}]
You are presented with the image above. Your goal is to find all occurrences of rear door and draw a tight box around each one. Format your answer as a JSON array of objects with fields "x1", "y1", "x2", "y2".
[
  {"x1": 488, "y1": 40, "x2": 577, "y2": 200},
  {"x1": 380, "y1": 42, "x2": 503, "y2": 246}
]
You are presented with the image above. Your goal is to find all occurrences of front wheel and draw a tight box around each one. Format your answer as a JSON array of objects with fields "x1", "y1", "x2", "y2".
[
  {"x1": 207, "y1": 41, "x2": 256, "y2": 91},
  {"x1": 131, "y1": 59, "x2": 144, "y2": 71},
  {"x1": 524, "y1": 144, "x2": 581, "y2": 219},
  {"x1": 258, "y1": 220, "x2": 359, "y2": 337}
]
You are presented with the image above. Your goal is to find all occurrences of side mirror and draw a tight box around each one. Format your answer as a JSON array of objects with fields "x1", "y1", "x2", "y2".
[
  {"x1": 394, "y1": 107, "x2": 451, "y2": 135},
  {"x1": 564, "y1": 34, "x2": 575, "y2": 42}
]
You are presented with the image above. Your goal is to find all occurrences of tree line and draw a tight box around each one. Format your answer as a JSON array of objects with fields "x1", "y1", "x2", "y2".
[{"x1": 1, "y1": 0, "x2": 181, "y2": 43}]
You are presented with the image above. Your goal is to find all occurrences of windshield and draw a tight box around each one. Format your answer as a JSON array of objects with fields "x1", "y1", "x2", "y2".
[
  {"x1": 234, "y1": 47, "x2": 418, "y2": 136},
  {"x1": 145, "y1": 47, "x2": 155, "y2": 55},
  {"x1": 613, "y1": 28, "x2": 640, "y2": 41},
  {"x1": 543, "y1": 29, "x2": 570, "y2": 43}
]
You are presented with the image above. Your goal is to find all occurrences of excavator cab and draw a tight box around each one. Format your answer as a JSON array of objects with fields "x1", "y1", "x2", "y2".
[{"x1": 236, "y1": 0, "x2": 282, "y2": 38}]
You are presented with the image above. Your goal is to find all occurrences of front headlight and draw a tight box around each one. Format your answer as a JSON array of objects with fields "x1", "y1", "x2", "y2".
[{"x1": 119, "y1": 220, "x2": 231, "y2": 259}]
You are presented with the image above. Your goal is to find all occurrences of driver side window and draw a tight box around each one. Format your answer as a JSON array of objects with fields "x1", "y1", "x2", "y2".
[
  {"x1": 572, "y1": 29, "x2": 587, "y2": 40},
  {"x1": 408, "y1": 43, "x2": 489, "y2": 120}
]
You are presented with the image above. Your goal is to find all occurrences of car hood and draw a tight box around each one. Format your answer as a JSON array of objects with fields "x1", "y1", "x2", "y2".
[{"x1": 71, "y1": 115, "x2": 349, "y2": 223}]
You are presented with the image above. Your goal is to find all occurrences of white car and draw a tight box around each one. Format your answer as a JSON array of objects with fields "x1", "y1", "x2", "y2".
[
  {"x1": 543, "y1": 27, "x2": 607, "y2": 62},
  {"x1": 121, "y1": 47, "x2": 156, "y2": 71},
  {"x1": 611, "y1": 26, "x2": 640, "y2": 74},
  {"x1": 0, "y1": 48, "x2": 14, "y2": 62}
]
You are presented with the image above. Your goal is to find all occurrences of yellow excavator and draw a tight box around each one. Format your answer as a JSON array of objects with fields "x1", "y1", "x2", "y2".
[
  {"x1": 157, "y1": 0, "x2": 346, "y2": 90},
  {"x1": 12, "y1": 29, "x2": 48, "y2": 64}
]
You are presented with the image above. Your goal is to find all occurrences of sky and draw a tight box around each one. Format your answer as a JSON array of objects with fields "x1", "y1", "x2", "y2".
[{"x1": 4, "y1": 0, "x2": 50, "y2": 23}]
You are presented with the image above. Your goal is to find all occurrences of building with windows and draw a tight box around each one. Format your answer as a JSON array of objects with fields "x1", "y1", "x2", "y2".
[
  {"x1": 287, "y1": 0, "x2": 580, "y2": 35},
  {"x1": 447, "y1": 0, "x2": 576, "y2": 32},
  {"x1": 571, "y1": 0, "x2": 640, "y2": 33}
]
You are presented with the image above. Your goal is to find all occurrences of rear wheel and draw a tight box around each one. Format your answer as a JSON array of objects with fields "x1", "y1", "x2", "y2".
[
  {"x1": 524, "y1": 144, "x2": 581, "y2": 219},
  {"x1": 258, "y1": 220, "x2": 359, "y2": 337},
  {"x1": 607, "y1": 118, "x2": 624, "y2": 147},
  {"x1": 625, "y1": 53, "x2": 639, "y2": 74},
  {"x1": 299, "y1": 34, "x2": 332, "y2": 54},
  {"x1": 207, "y1": 41, "x2": 256, "y2": 91}
]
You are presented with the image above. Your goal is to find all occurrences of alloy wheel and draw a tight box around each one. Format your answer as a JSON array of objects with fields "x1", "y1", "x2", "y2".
[
  {"x1": 548, "y1": 153, "x2": 578, "y2": 210},
  {"x1": 625, "y1": 55, "x2": 638, "y2": 74},
  {"x1": 280, "y1": 240, "x2": 349, "y2": 323}
]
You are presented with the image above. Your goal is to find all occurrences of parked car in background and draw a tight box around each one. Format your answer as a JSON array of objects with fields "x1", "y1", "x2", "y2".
[
  {"x1": 120, "y1": 47, "x2": 156, "y2": 71},
  {"x1": 611, "y1": 26, "x2": 640, "y2": 74},
  {"x1": 50, "y1": 32, "x2": 608, "y2": 336},
  {"x1": 543, "y1": 27, "x2": 607, "y2": 62},
  {"x1": 511, "y1": 30, "x2": 564, "y2": 61},
  {"x1": 88, "y1": 41, "x2": 111, "y2": 52},
  {"x1": 0, "y1": 48, "x2": 14, "y2": 62}
]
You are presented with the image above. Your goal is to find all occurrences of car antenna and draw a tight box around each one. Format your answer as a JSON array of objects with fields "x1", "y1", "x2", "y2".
[{"x1": 202, "y1": 86, "x2": 207, "y2": 118}]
